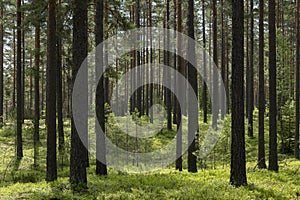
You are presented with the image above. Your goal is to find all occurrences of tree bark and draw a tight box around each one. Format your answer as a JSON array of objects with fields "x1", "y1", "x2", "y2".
[
  {"x1": 258, "y1": 0, "x2": 267, "y2": 168},
  {"x1": 34, "y1": 24, "x2": 40, "y2": 168},
  {"x1": 57, "y1": 0, "x2": 64, "y2": 154},
  {"x1": 202, "y1": 0, "x2": 207, "y2": 124},
  {"x1": 0, "y1": 5, "x2": 3, "y2": 128},
  {"x1": 268, "y1": 0, "x2": 279, "y2": 172},
  {"x1": 248, "y1": 0, "x2": 254, "y2": 138},
  {"x1": 187, "y1": 0, "x2": 197, "y2": 173},
  {"x1": 295, "y1": 0, "x2": 300, "y2": 159},
  {"x1": 46, "y1": 0, "x2": 57, "y2": 182},
  {"x1": 16, "y1": 0, "x2": 23, "y2": 159},
  {"x1": 95, "y1": 0, "x2": 107, "y2": 176},
  {"x1": 212, "y1": 0, "x2": 218, "y2": 129},
  {"x1": 70, "y1": 0, "x2": 88, "y2": 187},
  {"x1": 176, "y1": 0, "x2": 183, "y2": 171},
  {"x1": 230, "y1": 0, "x2": 247, "y2": 187},
  {"x1": 166, "y1": 0, "x2": 172, "y2": 130}
]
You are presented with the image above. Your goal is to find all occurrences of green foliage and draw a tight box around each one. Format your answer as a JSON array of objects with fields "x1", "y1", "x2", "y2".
[{"x1": 0, "y1": 115, "x2": 299, "y2": 199}]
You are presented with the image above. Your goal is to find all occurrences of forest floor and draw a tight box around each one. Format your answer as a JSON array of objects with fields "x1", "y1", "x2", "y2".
[{"x1": 0, "y1": 116, "x2": 299, "y2": 200}]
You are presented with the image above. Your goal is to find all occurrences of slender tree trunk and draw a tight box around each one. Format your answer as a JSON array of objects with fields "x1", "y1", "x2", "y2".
[
  {"x1": 258, "y1": 0, "x2": 267, "y2": 168},
  {"x1": 29, "y1": 53, "x2": 33, "y2": 116},
  {"x1": 16, "y1": 0, "x2": 23, "y2": 159},
  {"x1": 230, "y1": 0, "x2": 247, "y2": 187},
  {"x1": 57, "y1": 1, "x2": 64, "y2": 154},
  {"x1": 46, "y1": 0, "x2": 57, "y2": 182},
  {"x1": 172, "y1": 0, "x2": 177, "y2": 125},
  {"x1": 248, "y1": 0, "x2": 254, "y2": 138},
  {"x1": 70, "y1": 0, "x2": 88, "y2": 187},
  {"x1": 149, "y1": 0, "x2": 154, "y2": 123},
  {"x1": 176, "y1": 0, "x2": 183, "y2": 171},
  {"x1": 187, "y1": 0, "x2": 197, "y2": 173},
  {"x1": 246, "y1": 0, "x2": 249, "y2": 119},
  {"x1": 0, "y1": 5, "x2": 3, "y2": 128},
  {"x1": 166, "y1": 0, "x2": 172, "y2": 130},
  {"x1": 295, "y1": 0, "x2": 300, "y2": 159},
  {"x1": 95, "y1": 0, "x2": 107, "y2": 176},
  {"x1": 136, "y1": 0, "x2": 142, "y2": 117},
  {"x1": 268, "y1": 0, "x2": 279, "y2": 172},
  {"x1": 220, "y1": 0, "x2": 225, "y2": 120},
  {"x1": 202, "y1": 0, "x2": 207, "y2": 124},
  {"x1": 212, "y1": 0, "x2": 218, "y2": 129},
  {"x1": 21, "y1": 0, "x2": 25, "y2": 123},
  {"x1": 34, "y1": 24, "x2": 40, "y2": 168},
  {"x1": 13, "y1": 30, "x2": 16, "y2": 109}
]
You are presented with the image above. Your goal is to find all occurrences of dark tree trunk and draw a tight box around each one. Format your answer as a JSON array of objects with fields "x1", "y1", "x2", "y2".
[
  {"x1": 21, "y1": 2, "x2": 25, "y2": 123},
  {"x1": 29, "y1": 53, "x2": 33, "y2": 116},
  {"x1": 166, "y1": 0, "x2": 172, "y2": 130},
  {"x1": 95, "y1": 0, "x2": 107, "y2": 176},
  {"x1": 16, "y1": 0, "x2": 23, "y2": 159},
  {"x1": 268, "y1": 0, "x2": 279, "y2": 172},
  {"x1": 258, "y1": 0, "x2": 267, "y2": 168},
  {"x1": 187, "y1": 0, "x2": 197, "y2": 173},
  {"x1": 46, "y1": 0, "x2": 57, "y2": 182},
  {"x1": 212, "y1": 0, "x2": 218, "y2": 129},
  {"x1": 149, "y1": 0, "x2": 154, "y2": 123},
  {"x1": 13, "y1": 30, "x2": 16, "y2": 109},
  {"x1": 175, "y1": 0, "x2": 183, "y2": 171},
  {"x1": 173, "y1": 0, "x2": 177, "y2": 125},
  {"x1": 70, "y1": 0, "x2": 88, "y2": 187},
  {"x1": 230, "y1": 0, "x2": 247, "y2": 187},
  {"x1": 0, "y1": 5, "x2": 3, "y2": 128},
  {"x1": 136, "y1": 0, "x2": 142, "y2": 117},
  {"x1": 34, "y1": 25, "x2": 40, "y2": 168},
  {"x1": 202, "y1": 0, "x2": 207, "y2": 124},
  {"x1": 295, "y1": 0, "x2": 300, "y2": 159},
  {"x1": 220, "y1": 0, "x2": 225, "y2": 120},
  {"x1": 248, "y1": 0, "x2": 254, "y2": 138},
  {"x1": 246, "y1": 0, "x2": 249, "y2": 119},
  {"x1": 56, "y1": 2, "x2": 64, "y2": 154}
]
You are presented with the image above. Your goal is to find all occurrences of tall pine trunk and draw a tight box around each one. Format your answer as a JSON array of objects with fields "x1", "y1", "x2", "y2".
[
  {"x1": 187, "y1": 0, "x2": 197, "y2": 173},
  {"x1": 268, "y1": 0, "x2": 279, "y2": 172},
  {"x1": 46, "y1": 0, "x2": 57, "y2": 182},
  {"x1": 166, "y1": 0, "x2": 172, "y2": 130},
  {"x1": 258, "y1": 0, "x2": 267, "y2": 168},
  {"x1": 57, "y1": 0, "x2": 64, "y2": 154},
  {"x1": 202, "y1": 0, "x2": 207, "y2": 124},
  {"x1": 70, "y1": 0, "x2": 88, "y2": 187},
  {"x1": 175, "y1": 0, "x2": 183, "y2": 171},
  {"x1": 248, "y1": 0, "x2": 254, "y2": 138},
  {"x1": 212, "y1": 0, "x2": 218, "y2": 129},
  {"x1": 230, "y1": 0, "x2": 247, "y2": 187},
  {"x1": 0, "y1": 5, "x2": 3, "y2": 128},
  {"x1": 34, "y1": 24, "x2": 40, "y2": 168},
  {"x1": 295, "y1": 0, "x2": 300, "y2": 159},
  {"x1": 16, "y1": 0, "x2": 23, "y2": 159},
  {"x1": 95, "y1": 0, "x2": 107, "y2": 176}
]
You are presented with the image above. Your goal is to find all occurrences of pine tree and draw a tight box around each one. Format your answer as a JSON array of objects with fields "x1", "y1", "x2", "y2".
[
  {"x1": 46, "y1": 0, "x2": 57, "y2": 182},
  {"x1": 95, "y1": 0, "x2": 107, "y2": 176},
  {"x1": 248, "y1": 0, "x2": 254, "y2": 138},
  {"x1": 176, "y1": 0, "x2": 183, "y2": 172},
  {"x1": 295, "y1": 0, "x2": 300, "y2": 159},
  {"x1": 258, "y1": 0, "x2": 267, "y2": 168},
  {"x1": 16, "y1": 0, "x2": 23, "y2": 159},
  {"x1": 0, "y1": 4, "x2": 3, "y2": 128},
  {"x1": 268, "y1": 0, "x2": 279, "y2": 172},
  {"x1": 187, "y1": 0, "x2": 197, "y2": 173},
  {"x1": 230, "y1": 0, "x2": 247, "y2": 187},
  {"x1": 70, "y1": 0, "x2": 88, "y2": 187}
]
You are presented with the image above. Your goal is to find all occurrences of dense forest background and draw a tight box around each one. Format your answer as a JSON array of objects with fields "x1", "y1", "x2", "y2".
[{"x1": 0, "y1": 0, "x2": 299, "y2": 199}]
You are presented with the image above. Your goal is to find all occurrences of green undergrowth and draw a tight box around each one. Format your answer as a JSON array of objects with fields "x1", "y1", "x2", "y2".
[{"x1": 0, "y1": 112, "x2": 299, "y2": 199}]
